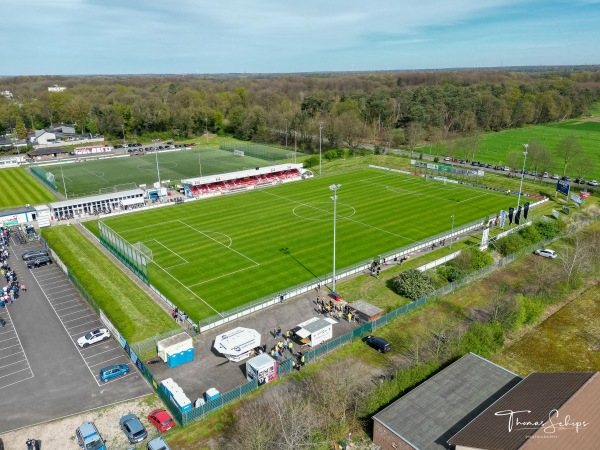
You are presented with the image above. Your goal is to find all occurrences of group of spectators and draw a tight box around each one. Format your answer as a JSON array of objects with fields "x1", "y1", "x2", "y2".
[{"x1": 0, "y1": 228, "x2": 25, "y2": 325}]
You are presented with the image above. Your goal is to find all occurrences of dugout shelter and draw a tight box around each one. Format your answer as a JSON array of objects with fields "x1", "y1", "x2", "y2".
[{"x1": 181, "y1": 163, "x2": 304, "y2": 198}]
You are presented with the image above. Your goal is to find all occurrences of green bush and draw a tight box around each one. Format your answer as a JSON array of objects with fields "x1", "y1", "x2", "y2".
[
  {"x1": 437, "y1": 265, "x2": 466, "y2": 282},
  {"x1": 519, "y1": 224, "x2": 541, "y2": 244},
  {"x1": 391, "y1": 269, "x2": 434, "y2": 300},
  {"x1": 495, "y1": 232, "x2": 528, "y2": 256},
  {"x1": 452, "y1": 247, "x2": 493, "y2": 271},
  {"x1": 534, "y1": 219, "x2": 562, "y2": 240},
  {"x1": 458, "y1": 321, "x2": 505, "y2": 358},
  {"x1": 303, "y1": 156, "x2": 319, "y2": 168}
]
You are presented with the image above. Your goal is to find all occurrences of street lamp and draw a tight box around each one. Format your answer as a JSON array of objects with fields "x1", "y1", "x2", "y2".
[
  {"x1": 197, "y1": 146, "x2": 202, "y2": 178},
  {"x1": 319, "y1": 122, "x2": 323, "y2": 176},
  {"x1": 205, "y1": 117, "x2": 208, "y2": 144},
  {"x1": 516, "y1": 144, "x2": 528, "y2": 217},
  {"x1": 294, "y1": 130, "x2": 297, "y2": 164},
  {"x1": 330, "y1": 184, "x2": 342, "y2": 292},
  {"x1": 450, "y1": 214, "x2": 455, "y2": 249},
  {"x1": 285, "y1": 119, "x2": 288, "y2": 148},
  {"x1": 152, "y1": 139, "x2": 161, "y2": 186}
]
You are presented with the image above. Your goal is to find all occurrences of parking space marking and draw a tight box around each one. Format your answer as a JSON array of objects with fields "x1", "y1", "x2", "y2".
[
  {"x1": 59, "y1": 309, "x2": 92, "y2": 318},
  {"x1": 29, "y1": 270, "x2": 102, "y2": 386},
  {"x1": 67, "y1": 320, "x2": 99, "y2": 331},
  {"x1": 48, "y1": 293, "x2": 78, "y2": 301},
  {"x1": 69, "y1": 327, "x2": 98, "y2": 338},
  {"x1": 0, "y1": 307, "x2": 34, "y2": 390},
  {"x1": 38, "y1": 279, "x2": 67, "y2": 288},
  {"x1": 63, "y1": 313, "x2": 96, "y2": 324},
  {"x1": 55, "y1": 303, "x2": 86, "y2": 312},
  {"x1": 52, "y1": 298, "x2": 80, "y2": 307},
  {"x1": 87, "y1": 355, "x2": 127, "y2": 368},
  {"x1": 44, "y1": 288, "x2": 74, "y2": 296},
  {"x1": 82, "y1": 347, "x2": 117, "y2": 358},
  {"x1": 0, "y1": 335, "x2": 17, "y2": 344}
]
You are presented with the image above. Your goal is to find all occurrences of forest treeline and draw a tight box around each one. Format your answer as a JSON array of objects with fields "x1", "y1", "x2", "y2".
[{"x1": 1, "y1": 70, "x2": 599, "y2": 152}]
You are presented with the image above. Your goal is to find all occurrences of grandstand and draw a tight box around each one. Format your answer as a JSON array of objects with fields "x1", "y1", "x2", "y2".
[{"x1": 181, "y1": 163, "x2": 306, "y2": 198}]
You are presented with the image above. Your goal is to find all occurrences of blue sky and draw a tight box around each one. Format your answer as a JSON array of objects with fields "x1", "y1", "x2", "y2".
[{"x1": 3, "y1": 0, "x2": 599, "y2": 75}]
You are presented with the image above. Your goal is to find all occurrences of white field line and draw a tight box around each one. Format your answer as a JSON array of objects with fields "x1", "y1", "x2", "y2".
[
  {"x1": 187, "y1": 265, "x2": 258, "y2": 287},
  {"x1": 177, "y1": 220, "x2": 261, "y2": 265},
  {"x1": 146, "y1": 239, "x2": 188, "y2": 264},
  {"x1": 81, "y1": 167, "x2": 109, "y2": 183},
  {"x1": 261, "y1": 190, "x2": 417, "y2": 242}
]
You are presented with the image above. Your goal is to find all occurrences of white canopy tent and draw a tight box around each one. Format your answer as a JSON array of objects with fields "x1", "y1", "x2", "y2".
[{"x1": 214, "y1": 327, "x2": 261, "y2": 362}]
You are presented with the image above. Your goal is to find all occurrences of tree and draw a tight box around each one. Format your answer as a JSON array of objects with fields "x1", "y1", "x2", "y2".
[
  {"x1": 556, "y1": 135, "x2": 583, "y2": 177},
  {"x1": 14, "y1": 116, "x2": 26, "y2": 139},
  {"x1": 334, "y1": 111, "x2": 367, "y2": 150},
  {"x1": 405, "y1": 122, "x2": 424, "y2": 158},
  {"x1": 571, "y1": 155, "x2": 595, "y2": 180},
  {"x1": 391, "y1": 269, "x2": 434, "y2": 300}
]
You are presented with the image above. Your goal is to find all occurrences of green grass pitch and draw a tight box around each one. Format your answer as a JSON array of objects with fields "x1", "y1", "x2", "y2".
[
  {"x1": 0, "y1": 167, "x2": 57, "y2": 209},
  {"x1": 49, "y1": 147, "x2": 272, "y2": 197},
  {"x1": 471, "y1": 120, "x2": 600, "y2": 179},
  {"x1": 90, "y1": 168, "x2": 520, "y2": 323}
]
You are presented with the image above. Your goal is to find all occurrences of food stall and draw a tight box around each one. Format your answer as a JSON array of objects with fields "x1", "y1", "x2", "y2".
[
  {"x1": 213, "y1": 327, "x2": 261, "y2": 362},
  {"x1": 246, "y1": 353, "x2": 277, "y2": 385},
  {"x1": 294, "y1": 317, "x2": 333, "y2": 347}
]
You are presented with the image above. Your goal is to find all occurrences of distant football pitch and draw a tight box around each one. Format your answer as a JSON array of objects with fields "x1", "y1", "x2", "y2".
[
  {"x1": 42, "y1": 147, "x2": 271, "y2": 197},
  {"x1": 90, "y1": 168, "x2": 518, "y2": 323}
]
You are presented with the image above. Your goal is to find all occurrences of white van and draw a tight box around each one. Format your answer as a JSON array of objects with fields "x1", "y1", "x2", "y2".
[{"x1": 147, "y1": 436, "x2": 171, "y2": 450}]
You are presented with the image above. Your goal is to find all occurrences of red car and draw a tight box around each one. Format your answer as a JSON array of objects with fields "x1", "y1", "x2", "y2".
[{"x1": 148, "y1": 409, "x2": 175, "y2": 433}]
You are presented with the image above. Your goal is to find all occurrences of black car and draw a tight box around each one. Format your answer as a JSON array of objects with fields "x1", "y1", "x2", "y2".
[
  {"x1": 22, "y1": 250, "x2": 49, "y2": 261},
  {"x1": 362, "y1": 335, "x2": 391, "y2": 353},
  {"x1": 561, "y1": 176, "x2": 572, "y2": 182},
  {"x1": 26, "y1": 256, "x2": 52, "y2": 268}
]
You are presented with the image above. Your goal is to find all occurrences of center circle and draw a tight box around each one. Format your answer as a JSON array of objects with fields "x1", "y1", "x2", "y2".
[{"x1": 293, "y1": 202, "x2": 356, "y2": 221}]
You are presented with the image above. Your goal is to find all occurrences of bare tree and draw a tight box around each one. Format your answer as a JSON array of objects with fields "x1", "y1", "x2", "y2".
[
  {"x1": 405, "y1": 122, "x2": 424, "y2": 158},
  {"x1": 571, "y1": 155, "x2": 595, "y2": 180},
  {"x1": 558, "y1": 234, "x2": 593, "y2": 287},
  {"x1": 557, "y1": 135, "x2": 583, "y2": 177}
]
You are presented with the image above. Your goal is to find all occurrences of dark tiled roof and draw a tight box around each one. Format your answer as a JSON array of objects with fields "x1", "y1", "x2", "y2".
[
  {"x1": 28, "y1": 147, "x2": 68, "y2": 156},
  {"x1": 448, "y1": 372, "x2": 596, "y2": 450},
  {"x1": 373, "y1": 353, "x2": 522, "y2": 450}
]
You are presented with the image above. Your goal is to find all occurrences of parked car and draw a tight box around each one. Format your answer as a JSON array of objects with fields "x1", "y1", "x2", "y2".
[
  {"x1": 22, "y1": 249, "x2": 48, "y2": 261},
  {"x1": 551, "y1": 174, "x2": 560, "y2": 180},
  {"x1": 77, "y1": 328, "x2": 110, "y2": 348},
  {"x1": 75, "y1": 422, "x2": 106, "y2": 450},
  {"x1": 534, "y1": 248, "x2": 557, "y2": 259},
  {"x1": 26, "y1": 256, "x2": 52, "y2": 268},
  {"x1": 486, "y1": 163, "x2": 493, "y2": 168},
  {"x1": 542, "y1": 172, "x2": 549, "y2": 178},
  {"x1": 119, "y1": 414, "x2": 148, "y2": 444},
  {"x1": 148, "y1": 409, "x2": 175, "y2": 433},
  {"x1": 99, "y1": 364, "x2": 129, "y2": 382},
  {"x1": 147, "y1": 436, "x2": 171, "y2": 450},
  {"x1": 579, "y1": 179, "x2": 586, "y2": 185},
  {"x1": 588, "y1": 180, "x2": 598, "y2": 186},
  {"x1": 362, "y1": 335, "x2": 391, "y2": 353},
  {"x1": 530, "y1": 171, "x2": 537, "y2": 177},
  {"x1": 443, "y1": 157, "x2": 451, "y2": 161},
  {"x1": 561, "y1": 176, "x2": 572, "y2": 182},
  {"x1": 503, "y1": 166, "x2": 511, "y2": 171}
]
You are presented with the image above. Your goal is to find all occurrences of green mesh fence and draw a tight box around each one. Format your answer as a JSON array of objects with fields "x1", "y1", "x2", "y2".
[
  {"x1": 98, "y1": 221, "x2": 148, "y2": 284},
  {"x1": 219, "y1": 138, "x2": 307, "y2": 162},
  {"x1": 30, "y1": 164, "x2": 58, "y2": 191}
]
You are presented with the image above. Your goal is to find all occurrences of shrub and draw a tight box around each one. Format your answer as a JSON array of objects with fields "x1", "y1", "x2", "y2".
[
  {"x1": 433, "y1": 156, "x2": 439, "y2": 163},
  {"x1": 391, "y1": 269, "x2": 434, "y2": 300},
  {"x1": 452, "y1": 247, "x2": 493, "y2": 271},
  {"x1": 437, "y1": 265, "x2": 466, "y2": 282},
  {"x1": 495, "y1": 233, "x2": 528, "y2": 256},
  {"x1": 303, "y1": 156, "x2": 319, "y2": 168},
  {"x1": 534, "y1": 219, "x2": 562, "y2": 240},
  {"x1": 519, "y1": 224, "x2": 541, "y2": 244},
  {"x1": 458, "y1": 321, "x2": 504, "y2": 358}
]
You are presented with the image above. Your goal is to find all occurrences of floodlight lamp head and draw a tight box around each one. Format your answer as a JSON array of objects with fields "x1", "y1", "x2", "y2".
[{"x1": 329, "y1": 184, "x2": 341, "y2": 191}]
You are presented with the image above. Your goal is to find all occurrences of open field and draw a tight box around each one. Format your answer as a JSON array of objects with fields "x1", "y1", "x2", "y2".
[
  {"x1": 469, "y1": 119, "x2": 600, "y2": 179},
  {"x1": 42, "y1": 147, "x2": 272, "y2": 197},
  {"x1": 90, "y1": 168, "x2": 520, "y2": 322},
  {"x1": 0, "y1": 167, "x2": 57, "y2": 209}
]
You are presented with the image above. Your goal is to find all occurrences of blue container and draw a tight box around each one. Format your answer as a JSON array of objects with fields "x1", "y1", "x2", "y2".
[{"x1": 167, "y1": 348, "x2": 195, "y2": 368}]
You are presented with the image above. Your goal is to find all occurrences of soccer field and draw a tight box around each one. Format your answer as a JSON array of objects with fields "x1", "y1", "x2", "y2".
[
  {"x1": 93, "y1": 168, "x2": 520, "y2": 322},
  {"x1": 45, "y1": 147, "x2": 272, "y2": 197},
  {"x1": 0, "y1": 167, "x2": 57, "y2": 209}
]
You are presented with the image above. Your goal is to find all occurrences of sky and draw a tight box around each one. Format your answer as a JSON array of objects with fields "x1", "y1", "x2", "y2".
[{"x1": 3, "y1": 0, "x2": 600, "y2": 75}]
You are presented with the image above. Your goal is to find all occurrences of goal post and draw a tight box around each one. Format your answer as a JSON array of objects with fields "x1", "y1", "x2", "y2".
[
  {"x1": 132, "y1": 241, "x2": 153, "y2": 262},
  {"x1": 233, "y1": 149, "x2": 245, "y2": 157}
]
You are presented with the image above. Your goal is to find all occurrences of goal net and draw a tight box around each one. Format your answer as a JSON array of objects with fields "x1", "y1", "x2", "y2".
[
  {"x1": 233, "y1": 149, "x2": 245, "y2": 157},
  {"x1": 133, "y1": 241, "x2": 153, "y2": 262}
]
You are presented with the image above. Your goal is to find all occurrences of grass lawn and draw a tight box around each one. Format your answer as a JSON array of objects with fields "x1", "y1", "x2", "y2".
[
  {"x1": 89, "y1": 167, "x2": 520, "y2": 322},
  {"x1": 492, "y1": 285, "x2": 600, "y2": 375},
  {"x1": 40, "y1": 225, "x2": 179, "y2": 343},
  {"x1": 44, "y1": 147, "x2": 273, "y2": 197},
  {"x1": 467, "y1": 120, "x2": 600, "y2": 180},
  {"x1": 0, "y1": 167, "x2": 57, "y2": 209}
]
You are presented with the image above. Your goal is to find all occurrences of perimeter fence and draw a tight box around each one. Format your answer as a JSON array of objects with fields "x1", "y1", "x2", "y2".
[{"x1": 220, "y1": 138, "x2": 307, "y2": 162}]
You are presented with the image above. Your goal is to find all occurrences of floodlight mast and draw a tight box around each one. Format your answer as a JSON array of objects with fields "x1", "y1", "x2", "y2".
[
  {"x1": 330, "y1": 184, "x2": 342, "y2": 292},
  {"x1": 516, "y1": 144, "x2": 528, "y2": 217}
]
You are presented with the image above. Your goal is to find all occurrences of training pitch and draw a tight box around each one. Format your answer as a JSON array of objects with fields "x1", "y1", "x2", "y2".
[
  {"x1": 0, "y1": 167, "x2": 57, "y2": 209},
  {"x1": 91, "y1": 168, "x2": 518, "y2": 322},
  {"x1": 45, "y1": 147, "x2": 271, "y2": 197}
]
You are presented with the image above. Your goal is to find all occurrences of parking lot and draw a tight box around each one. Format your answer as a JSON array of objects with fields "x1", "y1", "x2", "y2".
[{"x1": 0, "y1": 238, "x2": 151, "y2": 434}]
